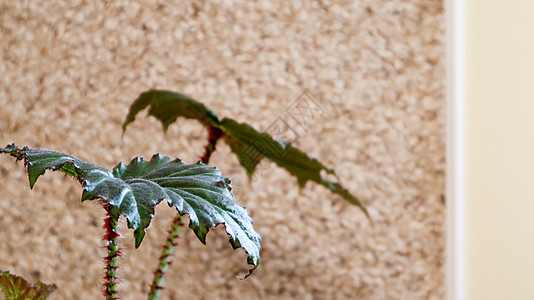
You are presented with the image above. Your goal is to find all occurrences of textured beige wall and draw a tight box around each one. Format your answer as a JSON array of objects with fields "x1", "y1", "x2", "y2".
[{"x1": 0, "y1": 1, "x2": 444, "y2": 299}]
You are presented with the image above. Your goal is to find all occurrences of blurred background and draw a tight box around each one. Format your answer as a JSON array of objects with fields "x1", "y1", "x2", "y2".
[
  {"x1": 455, "y1": 0, "x2": 534, "y2": 299},
  {"x1": 0, "y1": 1, "x2": 444, "y2": 299}
]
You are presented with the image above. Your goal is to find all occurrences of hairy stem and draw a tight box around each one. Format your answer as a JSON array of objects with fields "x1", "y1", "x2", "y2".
[
  {"x1": 200, "y1": 127, "x2": 224, "y2": 164},
  {"x1": 148, "y1": 214, "x2": 184, "y2": 300},
  {"x1": 149, "y1": 128, "x2": 213, "y2": 299},
  {"x1": 103, "y1": 204, "x2": 120, "y2": 300}
]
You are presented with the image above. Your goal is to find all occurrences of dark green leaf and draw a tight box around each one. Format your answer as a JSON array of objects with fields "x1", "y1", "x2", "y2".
[
  {"x1": 122, "y1": 90, "x2": 219, "y2": 133},
  {"x1": 0, "y1": 270, "x2": 58, "y2": 300},
  {"x1": 219, "y1": 119, "x2": 367, "y2": 214},
  {"x1": 122, "y1": 89, "x2": 368, "y2": 217},
  {"x1": 0, "y1": 144, "x2": 261, "y2": 269},
  {"x1": 219, "y1": 118, "x2": 332, "y2": 185}
]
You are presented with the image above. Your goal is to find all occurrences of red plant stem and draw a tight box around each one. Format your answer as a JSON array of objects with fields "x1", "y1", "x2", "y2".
[
  {"x1": 200, "y1": 127, "x2": 224, "y2": 164},
  {"x1": 103, "y1": 204, "x2": 120, "y2": 300},
  {"x1": 147, "y1": 214, "x2": 184, "y2": 300}
]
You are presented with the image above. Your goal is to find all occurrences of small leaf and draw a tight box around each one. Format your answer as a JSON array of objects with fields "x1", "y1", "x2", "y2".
[
  {"x1": 122, "y1": 90, "x2": 368, "y2": 217},
  {"x1": 0, "y1": 270, "x2": 58, "y2": 300},
  {"x1": 122, "y1": 90, "x2": 219, "y2": 133},
  {"x1": 0, "y1": 144, "x2": 261, "y2": 270}
]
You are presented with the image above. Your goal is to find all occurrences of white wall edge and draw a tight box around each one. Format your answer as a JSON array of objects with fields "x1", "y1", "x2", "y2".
[{"x1": 446, "y1": 0, "x2": 465, "y2": 299}]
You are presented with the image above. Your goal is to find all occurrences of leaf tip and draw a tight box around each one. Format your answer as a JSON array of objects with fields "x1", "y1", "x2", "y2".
[
  {"x1": 121, "y1": 122, "x2": 128, "y2": 134},
  {"x1": 134, "y1": 228, "x2": 146, "y2": 248},
  {"x1": 28, "y1": 179, "x2": 38, "y2": 189},
  {"x1": 0, "y1": 143, "x2": 17, "y2": 153},
  {"x1": 236, "y1": 263, "x2": 259, "y2": 280}
]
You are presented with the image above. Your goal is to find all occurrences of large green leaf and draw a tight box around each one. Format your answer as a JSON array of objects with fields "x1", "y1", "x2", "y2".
[
  {"x1": 0, "y1": 144, "x2": 261, "y2": 268},
  {"x1": 122, "y1": 89, "x2": 368, "y2": 216},
  {"x1": 0, "y1": 270, "x2": 58, "y2": 300}
]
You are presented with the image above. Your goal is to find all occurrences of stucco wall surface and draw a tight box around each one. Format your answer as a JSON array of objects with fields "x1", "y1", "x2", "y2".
[{"x1": 0, "y1": 1, "x2": 444, "y2": 299}]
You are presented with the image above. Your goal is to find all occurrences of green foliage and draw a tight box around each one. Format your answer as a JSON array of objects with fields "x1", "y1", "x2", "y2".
[
  {"x1": 0, "y1": 88, "x2": 368, "y2": 299},
  {"x1": 0, "y1": 144, "x2": 261, "y2": 270},
  {"x1": 123, "y1": 89, "x2": 368, "y2": 216},
  {"x1": 0, "y1": 270, "x2": 58, "y2": 300},
  {"x1": 122, "y1": 90, "x2": 219, "y2": 132}
]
